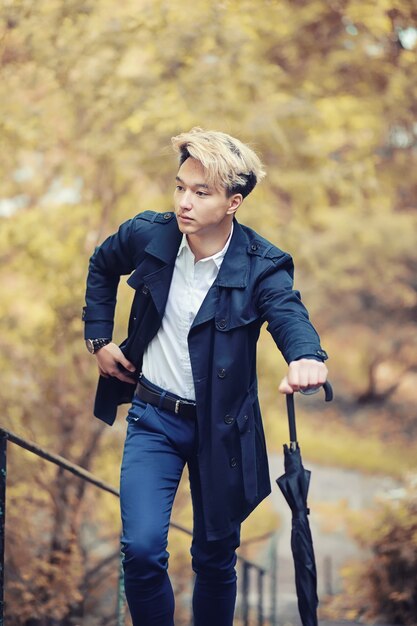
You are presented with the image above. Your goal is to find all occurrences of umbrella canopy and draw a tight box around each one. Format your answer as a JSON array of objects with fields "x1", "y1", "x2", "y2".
[{"x1": 276, "y1": 382, "x2": 333, "y2": 626}]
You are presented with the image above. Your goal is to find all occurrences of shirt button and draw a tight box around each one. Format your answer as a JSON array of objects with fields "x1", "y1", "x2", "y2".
[
  {"x1": 224, "y1": 414, "x2": 234, "y2": 425},
  {"x1": 216, "y1": 319, "x2": 227, "y2": 330},
  {"x1": 230, "y1": 457, "x2": 237, "y2": 468},
  {"x1": 217, "y1": 368, "x2": 227, "y2": 379}
]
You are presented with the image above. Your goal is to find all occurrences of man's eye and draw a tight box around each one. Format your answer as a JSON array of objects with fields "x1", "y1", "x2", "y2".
[
  {"x1": 196, "y1": 191, "x2": 208, "y2": 197},
  {"x1": 175, "y1": 185, "x2": 184, "y2": 191}
]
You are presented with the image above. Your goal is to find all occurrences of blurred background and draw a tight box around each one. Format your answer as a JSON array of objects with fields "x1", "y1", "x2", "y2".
[{"x1": 1, "y1": 0, "x2": 417, "y2": 624}]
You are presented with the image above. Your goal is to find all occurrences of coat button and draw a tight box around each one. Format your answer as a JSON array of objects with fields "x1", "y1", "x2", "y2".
[
  {"x1": 216, "y1": 319, "x2": 227, "y2": 330},
  {"x1": 141, "y1": 285, "x2": 149, "y2": 295},
  {"x1": 243, "y1": 414, "x2": 249, "y2": 421},
  {"x1": 163, "y1": 212, "x2": 171, "y2": 220},
  {"x1": 224, "y1": 414, "x2": 234, "y2": 425},
  {"x1": 315, "y1": 349, "x2": 328, "y2": 360},
  {"x1": 230, "y1": 457, "x2": 237, "y2": 468},
  {"x1": 217, "y1": 368, "x2": 227, "y2": 379},
  {"x1": 251, "y1": 243, "x2": 259, "y2": 252}
]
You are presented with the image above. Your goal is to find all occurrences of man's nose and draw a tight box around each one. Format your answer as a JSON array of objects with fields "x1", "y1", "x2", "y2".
[{"x1": 179, "y1": 190, "x2": 192, "y2": 209}]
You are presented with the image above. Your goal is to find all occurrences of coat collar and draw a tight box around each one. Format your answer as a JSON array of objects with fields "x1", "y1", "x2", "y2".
[
  {"x1": 215, "y1": 218, "x2": 249, "y2": 288},
  {"x1": 143, "y1": 216, "x2": 249, "y2": 288},
  {"x1": 137, "y1": 215, "x2": 250, "y2": 329},
  {"x1": 144, "y1": 217, "x2": 182, "y2": 264}
]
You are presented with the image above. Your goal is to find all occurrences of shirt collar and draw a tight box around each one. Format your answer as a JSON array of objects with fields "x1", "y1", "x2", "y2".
[{"x1": 177, "y1": 223, "x2": 234, "y2": 270}]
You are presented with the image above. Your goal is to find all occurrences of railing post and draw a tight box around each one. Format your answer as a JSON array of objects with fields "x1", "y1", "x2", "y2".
[
  {"x1": 116, "y1": 543, "x2": 126, "y2": 626},
  {"x1": 269, "y1": 533, "x2": 278, "y2": 626},
  {"x1": 257, "y1": 568, "x2": 264, "y2": 626},
  {"x1": 0, "y1": 431, "x2": 7, "y2": 626},
  {"x1": 323, "y1": 555, "x2": 333, "y2": 596},
  {"x1": 190, "y1": 573, "x2": 196, "y2": 626},
  {"x1": 241, "y1": 561, "x2": 250, "y2": 626}
]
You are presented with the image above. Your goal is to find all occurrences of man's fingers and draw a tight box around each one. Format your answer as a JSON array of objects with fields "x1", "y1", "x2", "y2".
[
  {"x1": 95, "y1": 342, "x2": 136, "y2": 382},
  {"x1": 105, "y1": 363, "x2": 136, "y2": 384},
  {"x1": 99, "y1": 365, "x2": 136, "y2": 384},
  {"x1": 115, "y1": 372, "x2": 137, "y2": 384},
  {"x1": 287, "y1": 360, "x2": 328, "y2": 389},
  {"x1": 280, "y1": 360, "x2": 328, "y2": 395}
]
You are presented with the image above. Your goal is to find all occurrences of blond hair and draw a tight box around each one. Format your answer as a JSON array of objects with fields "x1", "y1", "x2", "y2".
[{"x1": 171, "y1": 127, "x2": 266, "y2": 198}]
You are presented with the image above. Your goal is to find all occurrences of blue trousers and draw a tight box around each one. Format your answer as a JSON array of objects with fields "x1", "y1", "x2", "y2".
[{"x1": 120, "y1": 387, "x2": 241, "y2": 626}]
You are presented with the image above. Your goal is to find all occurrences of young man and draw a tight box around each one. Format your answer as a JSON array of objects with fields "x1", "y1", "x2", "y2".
[{"x1": 83, "y1": 128, "x2": 328, "y2": 626}]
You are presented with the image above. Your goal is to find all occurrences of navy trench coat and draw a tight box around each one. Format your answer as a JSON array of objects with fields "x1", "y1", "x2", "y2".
[{"x1": 83, "y1": 210, "x2": 327, "y2": 540}]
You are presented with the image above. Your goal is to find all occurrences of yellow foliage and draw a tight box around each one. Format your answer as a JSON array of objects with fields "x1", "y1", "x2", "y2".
[{"x1": 1, "y1": 0, "x2": 417, "y2": 622}]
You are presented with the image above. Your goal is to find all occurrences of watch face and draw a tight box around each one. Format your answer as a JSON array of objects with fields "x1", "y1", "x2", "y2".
[{"x1": 86, "y1": 339, "x2": 95, "y2": 354}]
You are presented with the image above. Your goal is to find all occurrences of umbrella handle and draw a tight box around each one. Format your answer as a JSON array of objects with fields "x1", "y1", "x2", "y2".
[{"x1": 286, "y1": 381, "x2": 333, "y2": 449}]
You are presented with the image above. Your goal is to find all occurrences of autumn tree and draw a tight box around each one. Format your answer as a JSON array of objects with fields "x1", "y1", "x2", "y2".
[{"x1": 1, "y1": 0, "x2": 416, "y2": 623}]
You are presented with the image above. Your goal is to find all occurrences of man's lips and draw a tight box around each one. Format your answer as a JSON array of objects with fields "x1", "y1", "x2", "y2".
[{"x1": 178, "y1": 214, "x2": 193, "y2": 222}]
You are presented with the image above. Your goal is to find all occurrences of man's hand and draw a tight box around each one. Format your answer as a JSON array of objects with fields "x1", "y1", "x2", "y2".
[
  {"x1": 279, "y1": 358, "x2": 328, "y2": 394},
  {"x1": 95, "y1": 342, "x2": 137, "y2": 384}
]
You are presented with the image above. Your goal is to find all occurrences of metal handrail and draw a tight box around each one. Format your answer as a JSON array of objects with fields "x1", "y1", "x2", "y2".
[{"x1": 0, "y1": 426, "x2": 273, "y2": 625}]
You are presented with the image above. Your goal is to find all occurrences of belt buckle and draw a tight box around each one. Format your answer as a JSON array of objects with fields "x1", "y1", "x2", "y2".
[{"x1": 175, "y1": 399, "x2": 181, "y2": 415}]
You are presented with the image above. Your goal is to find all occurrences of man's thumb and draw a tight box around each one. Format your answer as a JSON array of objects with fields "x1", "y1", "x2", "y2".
[
  {"x1": 278, "y1": 376, "x2": 293, "y2": 395},
  {"x1": 119, "y1": 354, "x2": 136, "y2": 372}
]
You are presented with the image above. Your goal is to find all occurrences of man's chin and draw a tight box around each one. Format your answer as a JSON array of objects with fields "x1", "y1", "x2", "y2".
[{"x1": 177, "y1": 217, "x2": 196, "y2": 232}]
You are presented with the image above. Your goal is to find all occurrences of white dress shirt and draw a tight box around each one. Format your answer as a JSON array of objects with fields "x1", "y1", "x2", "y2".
[{"x1": 142, "y1": 225, "x2": 233, "y2": 400}]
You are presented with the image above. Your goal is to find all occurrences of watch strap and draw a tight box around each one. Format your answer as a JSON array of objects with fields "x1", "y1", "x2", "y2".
[{"x1": 86, "y1": 338, "x2": 111, "y2": 354}]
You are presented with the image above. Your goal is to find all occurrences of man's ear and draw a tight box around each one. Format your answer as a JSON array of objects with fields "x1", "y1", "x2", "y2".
[{"x1": 226, "y1": 194, "x2": 243, "y2": 216}]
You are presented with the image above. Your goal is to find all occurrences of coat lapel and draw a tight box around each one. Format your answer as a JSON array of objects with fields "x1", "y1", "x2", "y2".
[
  {"x1": 127, "y1": 218, "x2": 182, "y2": 319},
  {"x1": 191, "y1": 219, "x2": 250, "y2": 329},
  {"x1": 191, "y1": 282, "x2": 220, "y2": 329}
]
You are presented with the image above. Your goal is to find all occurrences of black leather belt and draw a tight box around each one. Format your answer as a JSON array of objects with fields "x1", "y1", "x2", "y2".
[{"x1": 135, "y1": 380, "x2": 197, "y2": 419}]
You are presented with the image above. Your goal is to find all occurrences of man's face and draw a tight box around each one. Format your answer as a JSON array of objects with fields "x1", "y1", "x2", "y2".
[{"x1": 174, "y1": 157, "x2": 241, "y2": 237}]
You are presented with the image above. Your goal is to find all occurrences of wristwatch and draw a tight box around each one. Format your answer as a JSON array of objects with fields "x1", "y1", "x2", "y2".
[{"x1": 85, "y1": 338, "x2": 111, "y2": 354}]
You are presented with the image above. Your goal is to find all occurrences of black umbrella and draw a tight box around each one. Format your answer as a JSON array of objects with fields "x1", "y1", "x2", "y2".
[{"x1": 276, "y1": 382, "x2": 333, "y2": 626}]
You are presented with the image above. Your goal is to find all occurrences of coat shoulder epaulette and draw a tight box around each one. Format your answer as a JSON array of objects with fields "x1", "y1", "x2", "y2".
[
  {"x1": 134, "y1": 210, "x2": 175, "y2": 225},
  {"x1": 244, "y1": 228, "x2": 290, "y2": 263}
]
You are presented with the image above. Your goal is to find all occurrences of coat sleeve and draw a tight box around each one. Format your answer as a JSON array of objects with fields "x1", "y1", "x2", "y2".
[
  {"x1": 82, "y1": 218, "x2": 137, "y2": 340},
  {"x1": 256, "y1": 254, "x2": 328, "y2": 364}
]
